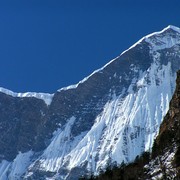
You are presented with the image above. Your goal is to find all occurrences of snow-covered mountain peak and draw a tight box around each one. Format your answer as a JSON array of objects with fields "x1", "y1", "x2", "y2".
[
  {"x1": 165, "y1": 25, "x2": 180, "y2": 33},
  {"x1": 120, "y1": 25, "x2": 180, "y2": 57},
  {"x1": 143, "y1": 25, "x2": 180, "y2": 39},
  {"x1": 57, "y1": 26, "x2": 180, "y2": 93},
  {"x1": 144, "y1": 25, "x2": 180, "y2": 52},
  {"x1": 0, "y1": 26, "x2": 180, "y2": 180}
]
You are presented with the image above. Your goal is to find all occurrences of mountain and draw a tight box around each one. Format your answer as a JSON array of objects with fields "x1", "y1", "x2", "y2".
[
  {"x1": 0, "y1": 25, "x2": 180, "y2": 180},
  {"x1": 91, "y1": 70, "x2": 180, "y2": 180}
]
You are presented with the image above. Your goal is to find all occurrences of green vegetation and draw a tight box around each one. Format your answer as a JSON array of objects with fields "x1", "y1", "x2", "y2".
[{"x1": 79, "y1": 152, "x2": 150, "y2": 180}]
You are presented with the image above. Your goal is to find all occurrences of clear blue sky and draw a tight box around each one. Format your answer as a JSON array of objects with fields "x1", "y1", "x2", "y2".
[{"x1": 0, "y1": 0, "x2": 179, "y2": 93}]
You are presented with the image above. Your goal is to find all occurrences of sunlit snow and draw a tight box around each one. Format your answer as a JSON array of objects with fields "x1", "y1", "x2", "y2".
[
  {"x1": 1, "y1": 25, "x2": 180, "y2": 179},
  {"x1": 0, "y1": 151, "x2": 33, "y2": 180},
  {"x1": 0, "y1": 87, "x2": 53, "y2": 106}
]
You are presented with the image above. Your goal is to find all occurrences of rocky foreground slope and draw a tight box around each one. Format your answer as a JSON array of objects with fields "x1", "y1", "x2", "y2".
[{"x1": 0, "y1": 25, "x2": 180, "y2": 179}]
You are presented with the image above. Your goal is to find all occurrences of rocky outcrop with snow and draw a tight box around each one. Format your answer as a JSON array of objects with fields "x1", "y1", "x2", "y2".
[
  {"x1": 0, "y1": 25, "x2": 180, "y2": 179},
  {"x1": 91, "y1": 71, "x2": 180, "y2": 179}
]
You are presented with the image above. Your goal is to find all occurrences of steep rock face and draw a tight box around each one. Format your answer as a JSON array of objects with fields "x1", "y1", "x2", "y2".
[
  {"x1": 0, "y1": 93, "x2": 49, "y2": 160},
  {"x1": 0, "y1": 25, "x2": 180, "y2": 179}
]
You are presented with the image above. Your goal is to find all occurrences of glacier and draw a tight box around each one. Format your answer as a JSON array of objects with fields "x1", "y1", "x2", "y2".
[{"x1": 0, "y1": 25, "x2": 180, "y2": 179}]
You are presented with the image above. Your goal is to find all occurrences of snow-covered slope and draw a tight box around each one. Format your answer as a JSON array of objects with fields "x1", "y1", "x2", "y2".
[
  {"x1": 0, "y1": 87, "x2": 53, "y2": 105},
  {"x1": 31, "y1": 59, "x2": 175, "y2": 179},
  {"x1": 0, "y1": 25, "x2": 180, "y2": 180},
  {"x1": 0, "y1": 151, "x2": 33, "y2": 180}
]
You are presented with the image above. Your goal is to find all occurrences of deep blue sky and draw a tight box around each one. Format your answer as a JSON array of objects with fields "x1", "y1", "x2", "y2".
[{"x1": 0, "y1": 0, "x2": 179, "y2": 93}]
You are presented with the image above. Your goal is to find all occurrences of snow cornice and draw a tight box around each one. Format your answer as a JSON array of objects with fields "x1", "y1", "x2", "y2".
[{"x1": 0, "y1": 87, "x2": 54, "y2": 106}]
